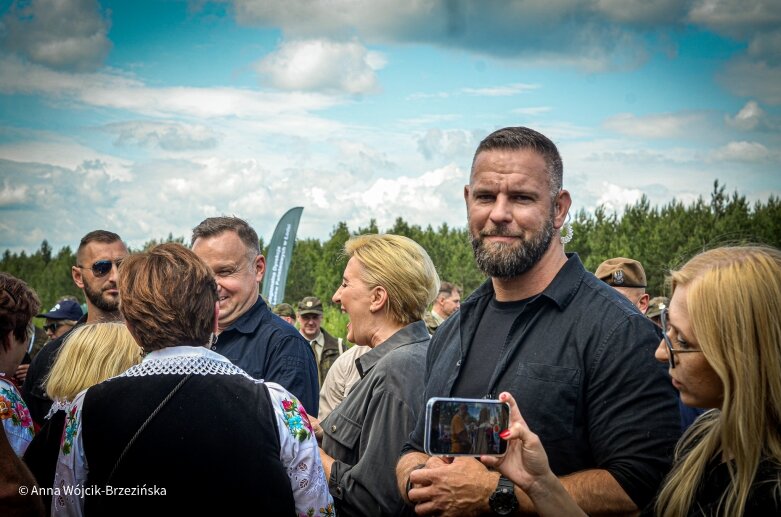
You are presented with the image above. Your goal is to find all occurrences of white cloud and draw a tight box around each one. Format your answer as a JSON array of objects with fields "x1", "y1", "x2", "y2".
[
  {"x1": 594, "y1": 0, "x2": 688, "y2": 24},
  {"x1": 688, "y1": 0, "x2": 781, "y2": 39},
  {"x1": 719, "y1": 58, "x2": 781, "y2": 106},
  {"x1": 231, "y1": 0, "x2": 650, "y2": 71},
  {"x1": 0, "y1": 180, "x2": 28, "y2": 207},
  {"x1": 254, "y1": 39, "x2": 386, "y2": 94},
  {"x1": 1, "y1": 0, "x2": 111, "y2": 71},
  {"x1": 0, "y1": 55, "x2": 342, "y2": 120},
  {"x1": 417, "y1": 129, "x2": 479, "y2": 161},
  {"x1": 0, "y1": 137, "x2": 133, "y2": 181},
  {"x1": 603, "y1": 111, "x2": 705, "y2": 139},
  {"x1": 105, "y1": 121, "x2": 221, "y2": 151},
  {"x1": 595, "y1": 182, "x2": 645, "y2": 212},
  {"x1": 725, "y1": 100, "x2": 765, "y2": 131},
  {"x1": 461, "y1": 83, "x2": 539, "y2": 97},
  {"x1": 711, "y1": 141, "x2": 772, "y2": 162}
]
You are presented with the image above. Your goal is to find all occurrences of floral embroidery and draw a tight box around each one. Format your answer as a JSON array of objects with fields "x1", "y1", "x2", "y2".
[
  {"x1": 0, "y1": 386, "x2": 34, "y2": 431},
  {"x1": 299, "y1": 506, "x2": 335, "y2": 517},
  {"x1": 281, "y1": 397, "x2": 313, "y2": 442},
  {"x1": 62, "y1": 405, "x2": 79, "y2": 455}
]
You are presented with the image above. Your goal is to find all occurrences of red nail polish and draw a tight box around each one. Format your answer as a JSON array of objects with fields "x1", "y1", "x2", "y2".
[{"x1": 499, "y1": 429, "x2": 510, "y2": 439}]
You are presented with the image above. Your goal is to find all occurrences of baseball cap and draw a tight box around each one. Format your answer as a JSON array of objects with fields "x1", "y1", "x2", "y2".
[
  {"x1": 646, "y1": 296, "x2": 669, "y2": 319},
  {"x1": 37, "y1": 299, "x2": 84, "y2": 321},
  {"x1": 273, "y1": 303, "x2": 296, "y2": 318},
  {"x1": 595, "y1": 257, "x2": 647, "y2": 288},
  {"x1": 298, "y1": 296, "x2": 323, "y2": 315}
]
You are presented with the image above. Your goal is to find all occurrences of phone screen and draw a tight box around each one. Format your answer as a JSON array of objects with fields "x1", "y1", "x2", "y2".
[{"x1": 424, "y1": 398, "x2": 510, "y2": 456}]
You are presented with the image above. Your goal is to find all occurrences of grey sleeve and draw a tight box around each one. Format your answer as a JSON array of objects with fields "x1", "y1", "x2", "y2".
[{"x1": 328, "y1": 390, "x2": 413, "y2": 516}]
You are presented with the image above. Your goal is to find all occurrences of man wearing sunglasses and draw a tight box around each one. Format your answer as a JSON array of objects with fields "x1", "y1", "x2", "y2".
[
  {"x1": 36, "y1": 299, "x2": 83, "y2": 341},
  {"x1": 21, "y1": 230, "x2": 128, "y2": 426}
]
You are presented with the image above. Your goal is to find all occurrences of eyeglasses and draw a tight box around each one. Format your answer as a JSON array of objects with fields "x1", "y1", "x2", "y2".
[
  {"x1": 660, "y1": 307, "x2": 702, "y2": 368},
  {"x1": 43, "y1": 322, "x2": 64, "y2": 333},
  {"x1": 76, "y1": 259, "x2": 123, "y2": 278}
]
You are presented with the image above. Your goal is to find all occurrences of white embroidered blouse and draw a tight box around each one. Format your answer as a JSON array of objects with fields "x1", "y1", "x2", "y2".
[{"x1": 51, "y1": 346, "x2": 333, "y2": 516}]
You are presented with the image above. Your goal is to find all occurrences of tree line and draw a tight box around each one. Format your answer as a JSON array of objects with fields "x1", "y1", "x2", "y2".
[{"x1": 3, "y1": 181, "x2": 779, "y2": 337}]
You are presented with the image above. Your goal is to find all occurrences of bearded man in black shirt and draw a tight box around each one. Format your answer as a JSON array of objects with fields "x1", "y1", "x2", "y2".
[{"x1": 397, "y1": 127, "x2": 680, "y2": 516}]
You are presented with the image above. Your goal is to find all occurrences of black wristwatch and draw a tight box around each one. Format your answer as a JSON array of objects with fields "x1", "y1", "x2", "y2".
[{"x1": 489, "y1": 476, "x2": 519, "y2": 515}]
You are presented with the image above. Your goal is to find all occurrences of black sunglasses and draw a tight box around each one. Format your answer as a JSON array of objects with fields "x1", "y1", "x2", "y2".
[
  {"x1": 43, "y1": 322, "x2": 64, "y2": 333},
  {"x1": 76, "y1": 259, "x2": 122, "y2": 278},
  {"x1": 659, "y1": 307, "x2": 702, "y2": 368}
]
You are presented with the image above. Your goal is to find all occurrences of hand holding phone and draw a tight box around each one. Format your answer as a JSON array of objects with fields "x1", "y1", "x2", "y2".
[{"x1": 424, "y1": 397, "x2": 510, "y2": 456}]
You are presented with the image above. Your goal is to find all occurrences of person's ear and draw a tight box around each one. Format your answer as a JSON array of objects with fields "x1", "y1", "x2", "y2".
[
  {"x1": 370, "y1": 286, "x2": 388, "y2": 314},
  {"x1": 553, "y1": 189, "x2": 572, "y2": 229},
  {"x1": 72, "y1": 265, "x2": 85, "y2": 289},
  {"x1": 254, "y1": 254, "x2": 266, "y2": 283}
]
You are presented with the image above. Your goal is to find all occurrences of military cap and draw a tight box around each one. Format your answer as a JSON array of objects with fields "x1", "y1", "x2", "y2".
[
  {"x1": 646, "y1": 296, "x2": 669, "y2": 319},
  {"x1": 298, "y1": 296, "x2": 323, "y2": 315},
  {"x1": 272, "y1": 303, "x2": 295, "y2": 319},
  {"x1": 595, "y1": 257, "x2": 647, "y2": 288}
]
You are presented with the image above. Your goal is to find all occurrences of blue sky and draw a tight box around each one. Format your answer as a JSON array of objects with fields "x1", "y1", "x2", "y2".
[{"x1": 1, "y1": 0, "x2": 779, "y2": 253}]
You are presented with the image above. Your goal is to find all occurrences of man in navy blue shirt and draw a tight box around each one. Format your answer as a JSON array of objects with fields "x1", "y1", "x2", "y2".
[
  {"x1": 397, "y1": 127, "x2": 680, "y2": 515},
  {"x1": 192, "y1": 216, "x2": 319, "y2": 416}
]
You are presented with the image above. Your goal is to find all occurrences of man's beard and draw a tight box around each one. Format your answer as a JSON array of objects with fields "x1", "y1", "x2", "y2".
[
  {"x1": 470, "y1": 217, "x2": 555, "y2": 279},
  {"x1": 83, "y1": 280, "x2": 119, "y2": 313}
]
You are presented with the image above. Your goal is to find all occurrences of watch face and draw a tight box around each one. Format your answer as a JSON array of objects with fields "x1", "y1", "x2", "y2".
[{"x1": 489, "y1": 488, "x2": 517, "y2": 515}]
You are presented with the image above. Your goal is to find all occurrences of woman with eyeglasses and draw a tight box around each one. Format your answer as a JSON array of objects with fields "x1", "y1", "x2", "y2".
[
  {"x1": 482, "y1": 245, "x2": 781, "y2": 516},
  {"x1": 0, "y1": 272, "x2": 40, "y2": 456}
]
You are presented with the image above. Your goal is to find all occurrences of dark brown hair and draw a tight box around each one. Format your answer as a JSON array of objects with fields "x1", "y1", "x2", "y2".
[
  {"x1": 191, "y1": 216, "x2": 260, "y2": 260},
  {"x1": 0, "y1": 272, "x2": 40, "y2": 351},
  {"x1": 117, "y1": 243, "x2": 217, "y2": 352},
  {"x1": 76, "y1": 230, "x2": 124, "y2": 262},
  {"x1": 472, "y1": 127, "x2": 563, "y2": 198}
]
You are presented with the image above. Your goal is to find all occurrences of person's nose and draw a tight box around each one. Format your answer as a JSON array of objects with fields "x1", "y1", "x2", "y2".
[
  {"x1": 332, "y1": 287, "x2": 341, "y2": 304},
  {"x1": 654, "y1": 339, "x2": 669, "y2": 365},
  {"x1": 488, "y1": 195, "x2": 513, "y2": 226},
  {"x1": 107, "y1": 261, "x2": 121, "y2": 283}
]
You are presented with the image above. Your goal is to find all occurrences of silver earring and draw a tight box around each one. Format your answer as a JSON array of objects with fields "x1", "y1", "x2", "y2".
[
  {"x1": 560, "y1": 214, "x2": 573, "y2": 245},
  {"x1": 208, "y1": 332, "x2": 218, "y2": 348}
]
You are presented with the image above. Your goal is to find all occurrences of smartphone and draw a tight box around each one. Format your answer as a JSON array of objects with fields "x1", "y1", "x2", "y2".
[{"x1": 423, "y1": 397, "x2": 510, "y2": 456}]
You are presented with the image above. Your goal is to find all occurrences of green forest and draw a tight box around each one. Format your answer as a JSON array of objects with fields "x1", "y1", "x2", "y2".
[{"x1": 3, "y1": 182, "x2": 780, "y2": 338}]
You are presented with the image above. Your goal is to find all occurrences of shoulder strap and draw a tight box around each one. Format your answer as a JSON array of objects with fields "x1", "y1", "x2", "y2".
[
  {"x1": 107, "y1": 373, "x2": 192, "y2": 483},
  {"x1": 338, "y1": 337, "x2": 344, "y2": 355}
]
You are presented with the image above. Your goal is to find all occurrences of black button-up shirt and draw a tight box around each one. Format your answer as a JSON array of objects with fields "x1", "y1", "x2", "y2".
[
  {"x1": 404, "y1": 254, "x2": 681, "y2": 509},
  {"x1": 214, "y1": 296, "x2": 319, "y2": 415}
]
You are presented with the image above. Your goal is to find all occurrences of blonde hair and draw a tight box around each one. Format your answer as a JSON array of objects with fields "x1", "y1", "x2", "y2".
[
  {"x1": 655, "y1": 246, "x2": 781, "y2": 516},
  {"x1": 344, "y1": 234, "x2": 440, "y2": 325},
  {"x1": 45, "y1": 322, "x2": 142, "y2": 402}
]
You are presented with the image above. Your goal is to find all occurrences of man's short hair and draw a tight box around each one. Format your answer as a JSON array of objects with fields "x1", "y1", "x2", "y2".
[
  {"x1": 191, "y1": 216, "x2": 260, "y2": 259},
  {"x1": 472, "y1": 127, "x2": 563, "y2": 198},
  {"x1": 117, "y1": 243, "x2": 218, "y2": 352},
  {"x1": 438, "y1": 282, "x2": 460, "y2": 298},
  {"x1": 76, "y1": 230, "x2": 123, "y2": 262}
]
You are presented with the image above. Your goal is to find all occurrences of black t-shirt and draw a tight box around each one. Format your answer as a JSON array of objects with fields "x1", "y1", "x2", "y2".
[{"x1": 451, "y1": 296, "x2": 531, "y2": 398}]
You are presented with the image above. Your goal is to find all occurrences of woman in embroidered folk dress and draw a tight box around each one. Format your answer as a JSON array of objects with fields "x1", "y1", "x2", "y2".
[
  {"x1": 481, "y1": 245, "x2": 781, "y2": 516},
  {"x1": 52, "y1": 243, "x2": 333, "y2": 517},
  {"x1": 316, "y1": 234, "x2": 439, "y2": 516},
  {"x1": 0, "y1": 272, "x2": 39, "y2": 457}
]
